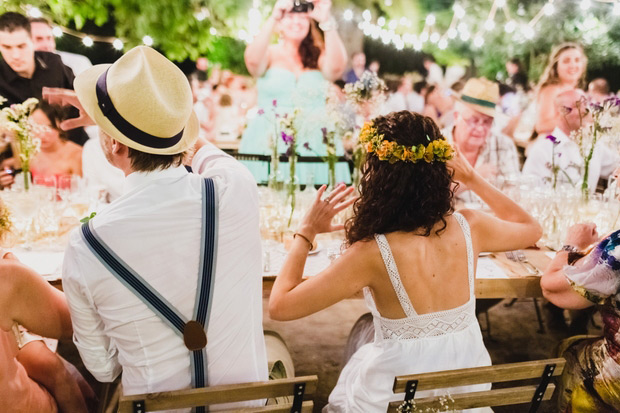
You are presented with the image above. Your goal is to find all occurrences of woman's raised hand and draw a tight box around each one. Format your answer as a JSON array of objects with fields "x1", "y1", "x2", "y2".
[
  {"x1": 298, "y1": 184, "x2": 356, "y2": 238},
  {"x1": 447, "y1": 148, "x2": 476, "y2": 185},
  {"x1": 309, "y1": 0, "x2": 332, "y2": 24},
  {"x1": 271, "y1": 0, "x2": 294, "y2": 21}
]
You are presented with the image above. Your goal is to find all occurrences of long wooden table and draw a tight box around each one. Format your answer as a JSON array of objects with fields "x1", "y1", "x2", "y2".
[{"x1": 17, "y1": 238, "x2": 550, "y2": 299}]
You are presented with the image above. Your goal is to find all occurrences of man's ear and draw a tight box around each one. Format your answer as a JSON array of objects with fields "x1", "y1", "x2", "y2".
[{"x1": 110, "y1": 139, "x2": 128, "y2": 155}]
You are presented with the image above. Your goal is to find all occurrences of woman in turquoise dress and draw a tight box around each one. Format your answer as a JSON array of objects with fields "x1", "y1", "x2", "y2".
[{"x1": 240, "y1": 0, "x2": 351, "y2": 185}]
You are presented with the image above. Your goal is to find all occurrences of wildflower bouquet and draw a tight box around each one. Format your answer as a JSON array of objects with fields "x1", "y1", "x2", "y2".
[
  {"x1": 570, "y1": 96, "x2": 620, "y2": 197},
  {"x1": 279, "y1": 108, "x2": 301, "y2": 226},
  {"x1": 0, "y1": 98, "x2": 40, "y2": 190}
]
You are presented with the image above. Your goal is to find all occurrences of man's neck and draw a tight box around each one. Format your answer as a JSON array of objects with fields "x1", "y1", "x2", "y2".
[{"x1": 16, "y1": 63, "x2": 35, "y2": 79}]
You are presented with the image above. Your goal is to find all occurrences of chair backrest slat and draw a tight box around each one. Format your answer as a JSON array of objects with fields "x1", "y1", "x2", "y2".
[
  {"x1": 387, "y1": 384, "x2": 556, "y2": 412},
  {"x1": 392, "y1": 358, "x2": 565, "y2": 393},
  {"x1": 118, "y1": 375, "x2": 318, "y2": 413}
]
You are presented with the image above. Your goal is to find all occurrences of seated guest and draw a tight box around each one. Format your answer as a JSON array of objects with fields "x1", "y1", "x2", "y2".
[
  {"x1": 587, "y1": 77, "x2": 611, "y2": 104},
  {"x1": 523, "y1": 89, "x2": 618, "y2": 191},
  {"x1": 269, "y1": 111, "x2": 542, "y2": 411},
  {"x1": 49, "y1": 46, "x2": 267, "y2": 405},
  {"x1": 30, "y1": 101, "x2": 82, "y2": 183},
  {"x1": 382, "y1": 76, "x2": 424, "y2": 114},
  {"x1": 0, "y1": 248, "x2": 94, "y2": 412},
  {"x1": 344, "y1": 51, "x2": 366, "y2": 84},
  {"x1": 444, "y1": 78, "x2": 520, "y2": 196},
  {"x1": 0, "y1": 12, "x2": 88, "y2": 146},
  {"x1": 422, "y1": 84, "x2": 455, "y2": 129},
  {"x1": 541, "y1": 223, "x2": 620, "y2": 411},
  {"x1": 29, "y1": 17, "x2": 92, "y2": 76}
]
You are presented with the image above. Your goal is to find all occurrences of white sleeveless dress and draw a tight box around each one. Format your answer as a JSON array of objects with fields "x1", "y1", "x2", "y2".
[{"x1": 325, "y1": 213, "x2": 492, "y2": 412}]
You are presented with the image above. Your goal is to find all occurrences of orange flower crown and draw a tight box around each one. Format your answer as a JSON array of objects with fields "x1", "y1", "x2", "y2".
[{"x1": 359, "y1": 121, "x2": 455, "y2": 164}]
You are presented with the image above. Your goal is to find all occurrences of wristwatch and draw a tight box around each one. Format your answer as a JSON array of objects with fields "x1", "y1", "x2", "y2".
[
  {"x1": 319, "y1": 16, "x2": 338, "y2": 31},
  {"x1": 562, "y1": 245, "x2": 584, "y2": 265}
]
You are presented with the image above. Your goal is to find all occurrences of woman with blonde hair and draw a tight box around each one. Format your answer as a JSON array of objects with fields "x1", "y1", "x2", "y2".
[
  {"x1": 535, "y1": 42, "x2": 587, "y2": 135},
  {"x1": 239, "y1": 0, "x2": 350, "y2": 185}
]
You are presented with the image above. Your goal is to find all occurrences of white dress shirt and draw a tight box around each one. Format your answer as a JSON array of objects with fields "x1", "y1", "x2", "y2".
[
  {"x1": 382, "y1": 92, "x2": 425, "y2": 115},
  {"x1": 81, "y1": 135, "x2": 125, "y2": 202},
  {"x1": 63, "y1": 144, "x2": 267, "y2": 405},
  {"x1": 57, "y1": 50, "x2": 92, "y2": 76},
  {"x1": 522, "y1": 127, "x2": 618, "y2": 191}
]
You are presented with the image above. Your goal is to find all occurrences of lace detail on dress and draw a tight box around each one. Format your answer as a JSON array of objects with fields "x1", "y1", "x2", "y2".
[
  {"x1": 374, "y1": 234, "x2": 416, "y2": 317},
  {"x1": 369, "y1": 213, "x2": 478, "y2": 340},
  {"x1": 452, "y1": 212, "x2": 475, "y2": 296},
  {"x1": 377, "y1": 300, "x2": 478, "y2": 339}
]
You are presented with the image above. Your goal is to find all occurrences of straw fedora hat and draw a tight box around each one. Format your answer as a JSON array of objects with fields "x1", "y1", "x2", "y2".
[
  {"x1": 74, "y1": 46, "x2": 198, "y2": 155},
  {"x1": 456, "y1": 77, "x2": 499, "y2": 118}
]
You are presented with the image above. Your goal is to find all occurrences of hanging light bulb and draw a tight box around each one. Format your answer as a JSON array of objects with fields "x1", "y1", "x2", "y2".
[
  {"x1": 496, "y1": 0, "x2": 506, "y2": 7},
  {"x1": 473, "y1": 35, "x2": 484, "y2": 48},
  {"x1": 82, "y1": 36, "x2": 94, "y2": 47},
  {"x1": 420, "y1": 32, "x2": 429, "y2": 42},
  {"x1": 362, "y1": 10, "x2": 372, "y2": 21},
  {"x1": 52, "y1": 27, "x2": 63, "y2": 38},
  {"x1": 504, "y1": 20, "x2": 516, "y2": 33},
  {"x1": 209, "y1": 27, "x2": 217, "y2": 35},
  {"x1": 385, "y1": 0, "x2": 393, "y2": 6},
  {"x1": 142, "y1": 35, "x2": 153, "y2": 46},
  {"x1": 580, "y1": 0, "x2": 591, "y2": 10},
  {"x1": 113, "y1": 39, "x2": 124, "y2": 50},
  {"x1": 517, "y1": 3, "x2": 526, "y2": 16},
  {"x1": 27, "y1": 7, "x2": 42, "y2": 18},
  {"x1": 457, "y1": 22, "x2": 468, "y2": 33},
  {"x1": 438, "y1": 38, "x2": 448, "y2": 49},
  {"x1": 614, "y1": 2, "x2": 620, "y2": 16},
  {"x1": 388, "y1": 20, "x2": 398, "y2": 30},
  {"x1": 426, "y1": 14, "x2": 436, "y2": 26},
  {"x1": 543, "y1": 3, "x2": 555, "y2": 15},
  {"x1": 414, "y1": 41, "x2": 423, "y2": 51},
  {"x1": 377, "y1": 16, "x2": 386, "y2": 27},
  {"x1": 447, "y1": 28, "x2": 458, "y2": 39},
  {"x1": 453, "y1": 4, "x2": 466, "y2": 19},
  {"x1": 430, "y1": 32, "x2": 440, "y2": 43},
  {"x1": 484, "y1": 19, "x2": 495, "y2": 31},
  {"x1": 460, "y1": 31, "x2": 471, "y2": 41},
  {"x1": 343, "y1": 9, "x2": 353, "y2": 21},
  {"x1": 522, "y1": 25, "x2": 535, "y2": 39}
]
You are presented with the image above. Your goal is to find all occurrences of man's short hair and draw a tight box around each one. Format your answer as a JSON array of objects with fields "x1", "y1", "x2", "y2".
[
  {"x1": 0, "y1": 12, "x2": 31, "y2": 35},
  {"x1": 28, "y1": 17, "x2": 52, "y2": 27},
  {"x1": 127, "y1": 148, "x2": 186, "y2": 173},
  {"x1": 589, "y1": 78, "x2": 610, "y2": 95}
]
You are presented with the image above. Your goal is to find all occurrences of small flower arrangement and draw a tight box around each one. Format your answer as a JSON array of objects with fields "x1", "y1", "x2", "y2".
[
  {"x1": 303, "y1": 127, "x2": 339, "y2": 189},
  {"x1": 344, "y1": 71, "x2": 387, "y2": 106},
  {"x1": 544, "y1": 135, "x2": 575, "y2": 189},
  {"x1": 0, "y1": 200, "x2": 12, "y2": 239},
  {"x1": 0, "y1": 98, "x2": 40, "y2": 190},
  {"x1": 570, "y1": 96, "x2": 620, "y2": 197},
  {"x1": 359, "y1": 121, "x2": 454, "y2": 164},
  {"x1": 278, "y1": 108, "x2": 301, "y2": 227}
]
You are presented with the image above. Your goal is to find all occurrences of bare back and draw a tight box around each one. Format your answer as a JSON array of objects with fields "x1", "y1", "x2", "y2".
[{"x1": 368, "y1": 213, "x2": 473, "y2": 319}]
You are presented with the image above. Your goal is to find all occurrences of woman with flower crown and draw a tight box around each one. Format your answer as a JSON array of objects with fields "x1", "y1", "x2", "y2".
[{"x1": 269, "y1": 110, "x2": 542, "y2": 412}]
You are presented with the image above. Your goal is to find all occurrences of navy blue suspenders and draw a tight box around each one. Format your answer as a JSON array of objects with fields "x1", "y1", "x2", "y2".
[{"x1": 81, "y1": 177, "x2": 218, "y2": 413}]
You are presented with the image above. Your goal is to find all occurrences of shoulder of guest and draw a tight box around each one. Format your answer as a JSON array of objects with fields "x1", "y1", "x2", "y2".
[{"x1": 34, "y1": 51, "x2": 64, "y2": 67}]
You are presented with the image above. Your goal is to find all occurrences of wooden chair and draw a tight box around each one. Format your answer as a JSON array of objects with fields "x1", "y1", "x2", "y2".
[
  {"x1": 387, "y1": 358, "x2": 565, "y2": 412},
  {"x1": 117, "y1": 375, "x2": 318, "y2": 413}
]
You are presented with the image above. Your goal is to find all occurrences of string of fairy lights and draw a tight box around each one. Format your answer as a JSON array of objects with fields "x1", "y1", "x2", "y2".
[{"x1": 23, "y1": 0, "x2": 620, "y2": 53}]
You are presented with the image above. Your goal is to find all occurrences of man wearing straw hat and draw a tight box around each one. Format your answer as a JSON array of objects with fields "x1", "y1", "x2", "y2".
[
  {"x1": 443, "y1": 77, "x2": 520, "y2": 200},
  {"x1": 46, "y1": 46, "x2": 267, "y2": 407}
]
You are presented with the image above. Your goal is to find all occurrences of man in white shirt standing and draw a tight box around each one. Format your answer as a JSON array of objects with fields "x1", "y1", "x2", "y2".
[
  {"x1": 383, "y1": 76, "x2": 425, "y2": 115},
  {"x1": 522, "y1": 89, "x2": 618, "y2": 191},
  {"x1": 50, "y1": 46, "x2": 267, "y2": 407},
  {"x1": 29, "y1": 17, "x2": 92, "y2": 76}
]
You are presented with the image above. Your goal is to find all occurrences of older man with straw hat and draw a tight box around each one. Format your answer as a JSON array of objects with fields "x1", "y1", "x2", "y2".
[
  {"x1": 46, "y1": 46, "x2": 267, "y2": 409},
  {"x1": 443, "y1": 77, "x2": 520, "y2": 201}
]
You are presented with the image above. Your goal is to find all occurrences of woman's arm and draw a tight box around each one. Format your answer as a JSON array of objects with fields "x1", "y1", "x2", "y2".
[
  {"x1": 0, "y1": 256, "x2": 72, "y2": 340},
  {"x1": 449, "y1": 151, "x2": 542, "y2": 252},
  {"x1": 534, "y1": 85, "x2": 559, "y2": 135},
  {"x1": 312, "y1": 1, "x2": 347, "y2": 81},
  {"x1": 244, "y1": 0, "x2": 292, "y2": 78},
  {"x1": 541, "y1": 223, "x2": 598, "y2": 309},
  {"x1": 269, "y1": 184, "x2": 363, "y2": 321}
]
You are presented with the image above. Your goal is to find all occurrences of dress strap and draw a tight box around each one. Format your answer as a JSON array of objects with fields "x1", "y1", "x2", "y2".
[
  {"x1": 452, "y1": 212, "x2": 475, "y2": 297},
  {"x1": 374, "y1": 234, "x2": 417, "y2": 317}
]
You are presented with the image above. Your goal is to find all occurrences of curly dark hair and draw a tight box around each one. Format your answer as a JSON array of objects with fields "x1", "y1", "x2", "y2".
[
  {"x1": 345, "y1": 111, "x2": 456, "y2": 246},
  {"x1": 35, "y1": 101, "x2": 68, "y2": 141},
  {"x1": 299, "y1": 20, "x2": 324, "y2": 69}
]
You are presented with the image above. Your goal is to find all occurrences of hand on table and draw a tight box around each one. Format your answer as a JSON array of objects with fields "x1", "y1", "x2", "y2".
[
  {"x1": 0, "y1": 169, "x2": 14, "y2": 189},
  {"x1": 42, "y1": 88, "x2": 95, "y2": 130},
  {"x1": 298, "y1": 184, "x2": 356, "y2": 238},
  {"x1": 565, "y1": 222, "x2": 599, "y2": 251}
]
